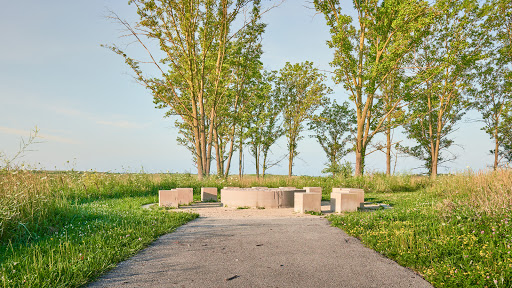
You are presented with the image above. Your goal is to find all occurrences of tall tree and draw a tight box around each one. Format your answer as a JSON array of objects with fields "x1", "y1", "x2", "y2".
[
  {"x1": 247, "y1": 71, "x2": 284, "y2": 178},
  {"x1": 213, "y1": 2, "x2": 266, "y2": 177},
  {"x1": 404, "y1": 0, "x2": 484, "y2": 177},
  {"x1": 275, "y1": 62, "x2": 330, "y2": 177},
  {"x1": 309, "y1": 100, "x2": 355, "y2": 177},
  {"x1": 470, "y1": 0, "x2": 512, "y2": 170},
  {"x1": 314, "y1": 0, "x2": 432, "y2": 175},
  {"x1": 105, "y1": 0, "x2": 260, "y2": 179}
]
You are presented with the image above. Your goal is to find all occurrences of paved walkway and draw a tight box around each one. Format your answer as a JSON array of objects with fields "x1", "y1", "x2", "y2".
[{"x1": 89, "y1": 204, "x2": 432, "y2": 287}]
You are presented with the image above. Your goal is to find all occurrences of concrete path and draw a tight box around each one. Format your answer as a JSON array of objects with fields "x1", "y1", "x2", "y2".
[{"x1": 89, "y1": 205, "x2": 432, "y2": 288}]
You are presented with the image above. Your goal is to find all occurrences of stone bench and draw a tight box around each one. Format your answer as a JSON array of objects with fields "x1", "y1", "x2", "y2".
[
  {"x1": 330, "y1": 188, "x2": 365, "y2": 212},
  {"x1": 332, "y1": 188, "x2": 364, "y2": 203},
  {"x1": 159, "y1": 188, "x2": 194, "y2": 207},
  {"x1": 303, "y1": 187, "x2": 322, "y2": 193},
  {"x1": 201, "y1": 187, "x2": 218, "y2": 201},
  {"x1": 220, "y1": 187, "x2": 305, "y2": 208},
  {"x1": 294, "y1": 192, "x2": 322, "y2": 213}
]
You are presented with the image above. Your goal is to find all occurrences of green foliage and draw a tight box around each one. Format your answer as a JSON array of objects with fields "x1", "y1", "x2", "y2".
[
  {"x1": 105, "y1": 0, "x2": 264, "y2": 178},
  {"x1": 470, "y1": 0, "x2": 512, "y2": 169},
  {"x1": 246, "y1": 70, "x2": 285, "y2": 178},
  {"x1": 309, "y1": 100, "x2": 355, "y2": 177},
  {"x1": 403, "y1": 0, "x2": 484, "y2": 176},
  {"x1": 274, "y1": 61, "x2": 331, "y2": 177},
  {"x1": 314, "y1": 0, "x2": 433, "y2": 175}
]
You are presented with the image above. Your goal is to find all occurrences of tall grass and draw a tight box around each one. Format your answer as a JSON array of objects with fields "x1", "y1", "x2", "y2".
[
  {"x1": 432, "y1": 170, "x2": 512, "y2": 216},
  {"x1": 328, "y1": 169, "x2": 512, "y2": 287},
  {"x1": 0, "y1": 170, "x2": 431, "y2": 244}
]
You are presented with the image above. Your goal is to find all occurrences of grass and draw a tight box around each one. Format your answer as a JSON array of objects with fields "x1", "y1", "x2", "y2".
[
  {"x1": 304, "y1": 210, "x2": 323, "y2": 216},
  {"x1": 2, "y1": 169, "x2": 511, "y2": 287},
  {"x1": 328, "y1": 170, "x2": 512, "y2": 287},
  {"x1": 0, "y1": 171, "x2": 199, "y2": 287}
]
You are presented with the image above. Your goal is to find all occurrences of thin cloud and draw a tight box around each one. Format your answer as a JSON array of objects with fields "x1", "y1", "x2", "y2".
[
  {"x1": 0, "y1": 126, "x2": 80, "y2": 145},
  {"x1": 46, "y1": 105, "x2": 148, "y2": 130},
  {"x1": 47, "y1": 105, "x2": 88, "y2": 118},
  {"x1": 96, "y1": 120, "x2": 148, "y2": 129}
]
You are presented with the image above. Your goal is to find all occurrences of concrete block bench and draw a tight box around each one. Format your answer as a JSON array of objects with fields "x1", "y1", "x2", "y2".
[
  {"x1": 332, "y1": 188, "x2": 364, "y2": 203},
  {"x1": 201, "y1": 187, "x2": 218, "y2": 201},
  {"x1": 304, "y1": 187, "x2": 322, "y2": 194},
  {"x1": 220, "y1": 187, "x2": 305, "y2": 208},
  {"x1": 159, "y1": 188, "x2": 193, "y2": 207},
  {"x1": 330, "y1": 191, "x2": 362, "y2": 212},
  {"x1": 294, "y1": 192, "x2": 322, "y2": 213}
]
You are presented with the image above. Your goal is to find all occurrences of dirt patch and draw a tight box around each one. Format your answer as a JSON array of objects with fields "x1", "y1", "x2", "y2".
[{"x1": 174, "y1": 201, "x2": 335, "y2": 219}]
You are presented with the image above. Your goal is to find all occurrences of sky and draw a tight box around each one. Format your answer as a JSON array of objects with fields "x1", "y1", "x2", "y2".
[{"x1": 0, "y1": 0, "x2": 495, "y2": 175}]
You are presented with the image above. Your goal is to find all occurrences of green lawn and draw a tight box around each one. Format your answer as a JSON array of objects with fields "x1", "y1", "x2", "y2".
[
  {"x1": 0, "y1": 193, "x2": 197, "y2": 288},
  {"x1": 329, "y1": 188, "x2": 512, "y2": 287},
  {"x1": 1, "y1": 170, "x2": 511, "y2": 287}
]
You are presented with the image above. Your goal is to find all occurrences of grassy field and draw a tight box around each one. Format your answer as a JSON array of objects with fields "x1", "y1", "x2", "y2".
[
  {"x1": 1, "y1": 170, "x2": 511, "y2": 287},
  {"x1": 329, "y1": 170, "x2": 512, "y2": 287},
  {"x1": 0, "y1": 171, "x2": 200, "y2": 287}
]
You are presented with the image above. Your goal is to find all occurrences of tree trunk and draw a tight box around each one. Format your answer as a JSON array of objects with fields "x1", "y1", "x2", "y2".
[
  {"x1": 191, "y1": 107, "x2": 203, "y2": 180},
  {"x1": 288, "y1": 149, "x2": 293, "y2": 178},
  {"x1": 386, "y1": 126, "x2": 391, "y2": 176},
  {"x1": 355, "y1": 116, "x2": 365, "y2": 176},
  {"x1": 223, "y1": 127, "x2": 237, "y2": 178},
  {"x1": 355, "y1": 150, "x2": 363, "y2": 177},
  {"x1": 214, "y1": 129, "x2": 222, "y2": 177},
  {"x1": 255, "y1": 146, "x2": 260, "y2": 179},
  {"x1": 262, "y1": 152, "x2": 267, "y2": 178},
  {"x1": 494, "y1": 126, "x2": 499, "y2": 170},
  {"x1": 238, "y1": 131, "x2": 243, "y2": 179},
  {"x1": 431, "y1": 156, "x2": 438, "y2": 179}
]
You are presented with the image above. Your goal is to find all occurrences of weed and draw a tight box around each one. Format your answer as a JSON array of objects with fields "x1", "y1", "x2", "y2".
[{"x1": 305, "y1": 210, "x2": 322, "y2": 216}]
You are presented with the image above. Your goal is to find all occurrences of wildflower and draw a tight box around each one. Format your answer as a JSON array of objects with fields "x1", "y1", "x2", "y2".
[
  {"x1": 481, "y1": 231, "x2": 484, "y2": 234},
  {"x1": 138, "y1": 237, "x2": 142, "y2": 241}
]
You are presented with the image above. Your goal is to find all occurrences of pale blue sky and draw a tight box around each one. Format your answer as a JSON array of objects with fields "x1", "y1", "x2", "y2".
[{"x1": 0, "y1": 0, "x2": 494, "y2": 175}]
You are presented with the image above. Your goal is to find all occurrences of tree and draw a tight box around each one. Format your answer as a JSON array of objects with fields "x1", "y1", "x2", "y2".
[
  {"x1": 404, "y1": 0, "x2": 484, "y2": 177},
  {"x1": 470, "y1": 0, "x2": 512, "y2": 170},
  {"x1": 274, "y1": 61, "x2": 330, "y2": 177},
  {"x1": 309, "y1": 100, "x2": 355, "y2": 177},
  {"x1": 472, "y1": 62, "x2": 512, "y2": 170},
  {"x1": 247, "y1": 71, "x2": 284, "y2": 178},
  {"x1": 105, "y1": 0, "x2": 261, "y2": 179},
  {"x1": 213, "y1": 3, "x2": 266, "y2": 177},
  {"x1": 314, "y1": 0, "x2": 433, "y2": 175}
]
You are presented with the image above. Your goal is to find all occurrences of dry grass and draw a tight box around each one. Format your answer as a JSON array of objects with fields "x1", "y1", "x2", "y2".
[{"x1": 433, "y1": 169, "x2": 512, "y2": 215}]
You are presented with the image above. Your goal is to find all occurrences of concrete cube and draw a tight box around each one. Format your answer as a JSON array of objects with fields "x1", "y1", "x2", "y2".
[
  {"x1": 332, "y1": 188, "x2": 364, "y2": 203},
  {"x1": 304, "y1": 187, "x2": 322, "y2": 194},
  {"x1": 159, "y1": 189, "x2": 179, "y2": 207},
  {"x1": 176, "y1": 188, "x2": 194, "y2": 205},
  {"x1": 220, "y1": 188, "x2": 302, "y2": 208},
  {"x1": 201, "y1": 187, "x2": 218, "y2": 201},
  {"x1": 294, "y1": 192, "x2": 322, "y2": 213},
  {"x1": 330, "y1": 192, "x2": 360, "y2": 212},
  {"x1": 221, "y1": 189, "x2": 258, "y2": 207}
]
